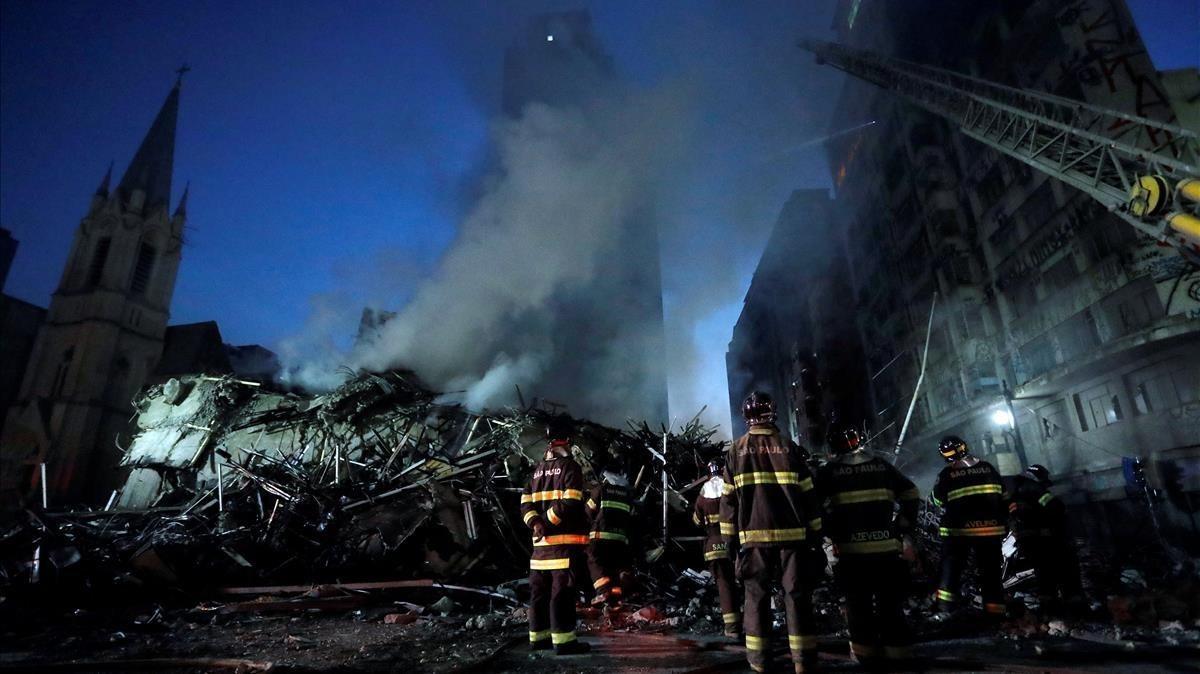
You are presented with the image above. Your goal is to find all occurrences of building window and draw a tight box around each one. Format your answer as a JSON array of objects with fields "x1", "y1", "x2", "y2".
[
  {"x1": 53, "y1": 347, "x2": 75, "y2": 397},
  {"x1": 130, "y1": 242, "x2": 157, "y2": 295},
  {"x1": 87, "y1": 237, "x2": 112, "y2": 287},
  {"x1": 1132, "y1": 383, "x2": 1151, "y2": 415}
]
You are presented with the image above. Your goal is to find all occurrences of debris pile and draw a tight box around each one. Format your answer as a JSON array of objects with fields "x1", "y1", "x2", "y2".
[{"x1": 1, "y1": 370, "x2": 726, "y2": 590}]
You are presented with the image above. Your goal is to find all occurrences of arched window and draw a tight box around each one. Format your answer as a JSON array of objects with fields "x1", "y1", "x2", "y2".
[
  {"x1": 130, "y1": 241, "x2": 157, "y2": 295},
  {"x1": 87, "y1": 238, "x2": 112, "y2": 287}
]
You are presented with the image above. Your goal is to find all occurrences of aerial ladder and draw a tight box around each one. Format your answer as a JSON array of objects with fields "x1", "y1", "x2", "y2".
[{"x1": 800, "y1": 40, "x2": 1200, "y2": 266}]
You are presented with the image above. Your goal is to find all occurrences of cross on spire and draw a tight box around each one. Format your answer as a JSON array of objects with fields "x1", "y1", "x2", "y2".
[{"x1": 175, "y1": 63, "x2": 191, "y2": 87}]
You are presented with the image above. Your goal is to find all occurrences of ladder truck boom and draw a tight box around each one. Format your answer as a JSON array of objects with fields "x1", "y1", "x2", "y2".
[{"x1": 800, "y1": 39, "x2": 1200, "y2": 266}]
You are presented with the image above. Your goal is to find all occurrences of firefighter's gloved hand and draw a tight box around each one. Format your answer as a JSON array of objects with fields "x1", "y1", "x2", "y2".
[{"x1": 532, "y1": 521, "x2": 546, "y2": 543}]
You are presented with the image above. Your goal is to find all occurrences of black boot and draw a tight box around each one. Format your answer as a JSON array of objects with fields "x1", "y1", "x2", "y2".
[
  {"x1": 556, "y1": 640, "x2": 592, "y2": 655},
  {"x1": 530, "y1": 639, "x2": 552, "y2": 651}
]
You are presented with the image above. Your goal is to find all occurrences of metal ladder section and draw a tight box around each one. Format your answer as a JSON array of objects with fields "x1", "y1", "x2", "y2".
[{"x1": 800, "y1": 39, "x2": 1200, "y2": 265}]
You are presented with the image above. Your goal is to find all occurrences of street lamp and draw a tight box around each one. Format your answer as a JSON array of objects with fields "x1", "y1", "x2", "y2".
[{"x1": 990, "y1": 409, "x2": 1014, "y2": 427}]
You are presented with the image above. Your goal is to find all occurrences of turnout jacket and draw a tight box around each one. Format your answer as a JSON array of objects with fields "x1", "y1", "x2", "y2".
[
  {"x1": 719, "y1": 423, "x2": 823, "y2": 547},
  {"x1": 586, "y1": 480, "x2": 634, "y2": 545},
  {"x1": 1007, "y1": 475, "x2": 1064, "y2": 540},
  {"x1": 521, "y1": 446, "x2": 588, "y2": 570},
  {"x1": 693, "y1": 476, "x2": 732, "y2": 561},
  {"x1": 931, "y1": 457, "x2": 1005, "y2": 538},
  {"x1": 817, "y1": 450, "x2": 920, "y2": 556}
]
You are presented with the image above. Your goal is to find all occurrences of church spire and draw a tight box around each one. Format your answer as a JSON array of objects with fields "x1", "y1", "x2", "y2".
[
  {"x1": 174, "y1": 181, "x2": 190, "y2": 218},
  {"x1": 95, "y1": 161, "x2": 113, "y2": 197},
  {"x1": 116, "y1": 77, "x2": 181, "y2": 212}
]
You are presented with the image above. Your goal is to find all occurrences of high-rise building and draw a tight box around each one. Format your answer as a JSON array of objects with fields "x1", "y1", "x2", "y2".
[
  {"x1": 727, "y1": 189, "x2": 870, "y2": 445},
  {"x1": 818, "y1": 0, "x2": 1198, "y2": 548},
  {"x1": 0, "y1": 80, "x2": 188, "y2": 505},
  {"x1": 499, "y1": 10, "x2": 668, "y2": 425}
]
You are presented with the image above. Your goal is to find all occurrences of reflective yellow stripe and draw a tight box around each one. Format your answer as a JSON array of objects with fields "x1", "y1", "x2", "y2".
[
  {"x1": 789, "y1": 634, "x2": 817, "y2": 650},
  {"x1": 808, "y1": 517, "x2": 823, "y2": 531},
  {"x1": 930, "y1": 494, "x2": 944, "y2": 507},
  {"x1": 551, "y1": 631, "x2": 576, "y2": 645},
  {"x1": 529, "y1": 629, "x2": 551, "y2": 642},
  {"x1": 898, "y1": 487, "x2": 921, "y2": 501},
  {"x1": 692, "y1": 513, "x2": 701, "y2": 526},
  {"x1": 946, "y1": 484, "x2": 1002, "y2": 501},
  {"x1": 722, "y1": 612, "x2": 740, "y2": 624},
  {"x1": 1038, "y1": 493, "x2": 1055, "y2": 507},
  {"x1": 837, "y1": 539, "x2": 901, "y2": 554},
  {"x1": 594, "y1": 576, "x2": 611, "y2": 589},
  {"x1": 589, "y1": 531, "x2": 629, "y2": 543},
  {"x1": 523, "y1": 510, "x2": 539, "y2": 525},
  {"x1": 524, "y1": 489, "x2": 584, "y2": 503},
  {"x1": 704, "y1": 549, "x2": 729, "y2": 561},
  {"x1": 745, "y1": 634, "x2": 766, "y2": 650},
  {"x1": 705, "y1": 514, "x2": 723, "y2": 524},
  {"x1": 719, "y1": 522, "x2": 736, "y2": 535},
  {"x1": 938, "y1": 525, "x2": 1005, "y2": 537},
  {"x1": 601, "y1": 500, "x2": 631, "y2": 512},
  {"x1": 740, "y1": 527, "x2": 807, "y2": 544},
  {"x1": 734, "y1": 472, "x2": 812, "y2": 491},
  {"x1": 530, "y1": 557, "x2": 571, "y2": 570},
  {"x1": 546, "y1": 507, "x2": 561, "y2": 525},
  {"x1": 533, "y1": 534, "x2": 588, "y2": 546},
  {"x1": 831, "y1": 488, "x2": 894, "y2": 505},
  {"x1": 936, "y1": 588, "x2": 956, "y2": 601},
  {"x1": 586, "y1": 498, "x2": 598, "y2": 510}
]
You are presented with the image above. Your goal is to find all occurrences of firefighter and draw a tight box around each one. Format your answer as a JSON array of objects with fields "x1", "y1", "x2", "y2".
[
  {"x1": 585, "y1": 463, "x2": 635, "y2": 605},
  {"x1": 694, "y1": 458, "x2": 740, "y2": 638},
  {"x1": 1008, "y1": 464, "x2": 1083, "y2": 611},
  {"x1": 817, "y1": 428, "x2": 921, "y2": 666},
  {"x1": 720, "y1": 391, "x2": 824, "y2": 673},
  {"x1": 519, "y1": 417, "x2": 591, "y2": 655},
  {"x1": 931, "y1": 435, "x2": 1006, "y2": 618}
]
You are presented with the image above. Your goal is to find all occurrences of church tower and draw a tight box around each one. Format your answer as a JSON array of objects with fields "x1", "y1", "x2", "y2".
[{"x1": 0, "y1": 77, "x2": 187, "y2": 505}]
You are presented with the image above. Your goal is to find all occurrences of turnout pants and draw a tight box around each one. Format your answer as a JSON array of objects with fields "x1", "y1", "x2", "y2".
[
  {"x1": 835, "y1": 555, "x2": 913, "y2": 662},
  {"x1": 708, "y1": 557, "x2": 741, "y2": 635},
  {"x1": 938, "y1": 536, "x2": 1004, "y2": 615},
  {"x1": 739, "y1": 546, "x2": 819, "y2": 672},
  {"x1": 1020, "y1": 536, "x2": 1083, "y2": 602},
  {"x1": 528, "y1": 566, "x2": 578, "y2": 647},
  {"x1": 587, "y1": 540, "x2": 629, "y2": 601}
]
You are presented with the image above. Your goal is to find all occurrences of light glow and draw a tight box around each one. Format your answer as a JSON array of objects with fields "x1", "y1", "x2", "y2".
[
  {"x1": 546, "y1": 35, "x2": 554, "y2": 42},
  {"x1": 991, "y1": 409, "x2": 1014, "y2": 427}
]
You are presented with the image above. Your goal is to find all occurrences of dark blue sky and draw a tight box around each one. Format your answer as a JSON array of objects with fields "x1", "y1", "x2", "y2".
[{"x1": 1, "y1": 0, "x2": 1196, "y2": 422}]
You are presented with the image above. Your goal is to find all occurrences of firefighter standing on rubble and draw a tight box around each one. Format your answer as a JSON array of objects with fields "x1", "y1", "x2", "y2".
[
  {"x1": 694, "y1": 458, "x2": 741, "y2": 638},
  {"x1": 585, "y1": 463, "x2": 635, "y2": 605},
  {"x1": 931, "y1": 435, "x2": 1007, "y2": 618},
  {"x1": 720, "y1": 391, "x2": 824, "y2": 674},
  {"x1": 519, "y1": 417, "x2": 591, "y2": 655},
  {"x1": 817, "y1": 428, "x2": 921, "y2": 667},
  {"x1": 1008, "y1": 464, "x2": 1083, "y2": 612}
]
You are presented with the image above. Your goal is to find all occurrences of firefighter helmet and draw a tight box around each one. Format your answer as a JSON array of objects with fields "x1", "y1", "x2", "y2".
[
  {"x1": 742, "y1": 391, "x2": 776, "y2": 425},
  {"x1": 1026, "y1": 464, "x2": 1051, "y2": 484},
  {"x1": 546, "y1": 416, "x2": 574, "y2": 443},
  {"x1": 938, "y1": 435, "x2": 969, "y2": 462},
  {"x1": 832, "y1": 427, "x2": 862, "y2": 455},
  {"x1": 707, "y1": 458, "x2": 724, "y2": 476}
]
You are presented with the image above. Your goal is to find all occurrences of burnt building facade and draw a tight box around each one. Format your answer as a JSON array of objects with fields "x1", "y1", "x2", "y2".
[{"x1": 817, "y1": 0, "x2": 1199, "y2": 549}]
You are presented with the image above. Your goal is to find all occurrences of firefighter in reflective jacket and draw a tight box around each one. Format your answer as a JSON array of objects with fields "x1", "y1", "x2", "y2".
[
  {"x1": 1008, "y1": 464, "x2": 1083, "y2": 609},
  {"x1": 720, "y1": 391, "x2": 824, "y2": 673},
  {"x1": 931, "y1": 435, "x2": 1006, "y2": 617},
  {"x1": 585, "y1": 464, "x2": 635, "y2": 605},
  {"x1": 519, "y1": 418, "x2": 591, "y2": 655},
  {"x1": 694, "y1": 458, "x2": 740, "y2": 638},
  {"x1": 817, "y1": 428, "x2": 920, "y2": 666}
]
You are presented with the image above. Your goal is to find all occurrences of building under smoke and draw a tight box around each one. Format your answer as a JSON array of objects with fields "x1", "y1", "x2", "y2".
[
  {"x1": 495, "y1": 10, "x2": 669, "y2": 425},
  {"x1": 726, "y1": 189, "x2": 871, "y2": 444}
]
